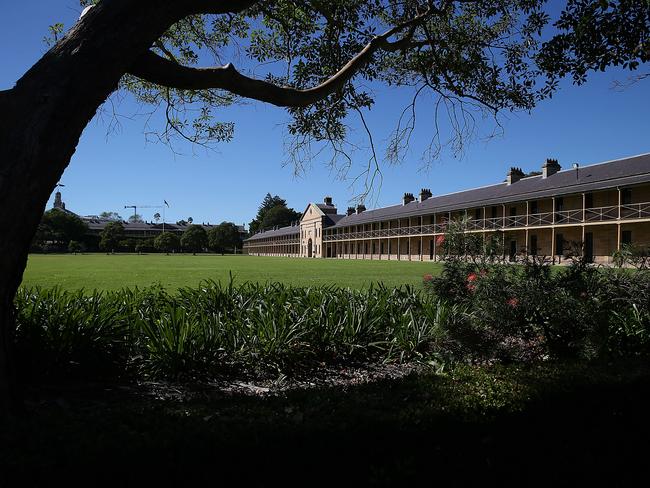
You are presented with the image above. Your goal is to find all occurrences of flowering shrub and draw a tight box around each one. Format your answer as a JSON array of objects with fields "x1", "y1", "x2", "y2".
[{"x1": 424, "y1": 255, "x2": 650, "y2": 362}]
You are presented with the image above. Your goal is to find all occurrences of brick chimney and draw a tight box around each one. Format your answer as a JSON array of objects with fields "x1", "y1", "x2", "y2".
[
  {"x1": 323, "y1": 196, "x2": 333, "y2": 206},
  {"x1": 402, "y1": 192, "x2": 415, "y2": 205},
  {"x1": 542, "y1": 158, "x2": 561, "y2": 178},
  {"x1": 356, "y1": 204, "x2": 366, "y2": 214},
  {"x1": 419, "y1": 188, "x2": 432, "y2": 202},
  {"x1": 506, "y1": 167, "x2": 525, "y2": 185},
  {"x1": 347, "y1": 206, "x2": 355, "y2": 216}
]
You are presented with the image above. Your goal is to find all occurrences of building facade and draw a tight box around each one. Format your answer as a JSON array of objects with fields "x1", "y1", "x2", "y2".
[{"x1": 243, "y1": 154, "x2": 650, "y2": 264}]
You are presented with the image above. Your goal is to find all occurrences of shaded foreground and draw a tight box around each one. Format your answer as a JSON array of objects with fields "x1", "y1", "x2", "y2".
[{"x1": 2, "y1": 361, "x2": 649, "y2": 486}]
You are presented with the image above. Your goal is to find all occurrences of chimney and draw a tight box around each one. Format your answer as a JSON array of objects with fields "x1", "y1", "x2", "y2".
[
  {"x1": 356, "y1": 204, "x2": 366, "y2": 214},
  {"x1": 542, "y1": 158, "x2": 561, "y2": 178},
  {"x1": 323, "y1": 196, "x2": 333, "y2": 206},
  {"x1": 402, "y1": 192, "x2": 415, "y2": 205},
  {"x1": 419, "y1": 188, "x2": 432, "y2": 202},
  {"x1": 347, "y1": 206, "x2": 355, "y2": 216},
  {"x1": 506, "y1": 167, "x2": 525, "y2": 185}
]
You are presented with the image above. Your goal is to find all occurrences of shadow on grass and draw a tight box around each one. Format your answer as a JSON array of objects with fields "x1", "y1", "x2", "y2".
[{"x1": 2, "y1": 361, "x2": 650, "y2": 486}]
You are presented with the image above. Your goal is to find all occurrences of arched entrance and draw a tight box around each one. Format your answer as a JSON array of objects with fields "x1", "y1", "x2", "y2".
[{"x1": 307, "y1": 238, "x2": 313, "y2": 257}]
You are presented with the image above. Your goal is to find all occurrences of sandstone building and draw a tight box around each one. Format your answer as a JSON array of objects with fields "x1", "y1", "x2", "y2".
[{"x1": 243, "y1": 154, "x2": 650, "y2": 264}]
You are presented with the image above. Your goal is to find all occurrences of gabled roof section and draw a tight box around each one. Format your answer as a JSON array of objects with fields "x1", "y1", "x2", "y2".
[
  {"x1": 333, "y1": 153, "x2": 650, "y2": 227},
  {"x1": 300, "y1": 202, "x2": 326, "y2": 221}
]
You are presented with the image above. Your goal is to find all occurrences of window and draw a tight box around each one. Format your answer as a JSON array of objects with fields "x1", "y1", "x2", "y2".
[
  {"x1": 474, "y1": 209, "x2": 481, "y2": 220},
  {"x1": 556, "y1": 197, "x2": 564, "y2": 211},
  {"x1": 622, "y1": 230, "x2": 632, "y2": 245},
  {"x1": 510, "y1": 206, "x2": 517, "y2": 217},
  {"x1": 585, "y1": 193, "x2": 594, "y2": 209},
  {"x1": 622, "y1": 189, "x2": 632, "y2": 205},
  {"x1": 530, "y1": 201, "x2": 538, "y2": 214},
  {"x1": 491, "y1": 206, "x2": 498, "y2": 218}
]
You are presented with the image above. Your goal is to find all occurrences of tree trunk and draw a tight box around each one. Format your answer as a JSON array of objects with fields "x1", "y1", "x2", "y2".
[{"x1": 0, "y1": 0, "x2": 181, "y2": 416}]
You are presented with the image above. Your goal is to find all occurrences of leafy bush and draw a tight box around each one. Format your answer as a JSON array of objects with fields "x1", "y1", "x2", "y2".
[
  {"x1": 424, "y1": 256, "x2": 650, "y2": 362},
  {"x1": 14, "y1": 282, "x2": 458, "y2": 381}
]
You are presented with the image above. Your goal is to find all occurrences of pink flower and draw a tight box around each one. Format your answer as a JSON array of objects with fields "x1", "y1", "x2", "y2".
[
  {"x1": 436, "y1": 235, "x2": 445, "y2": 246},
  {"x1": 466, "y1": 284, "x2": 476, "y2": 292},
  {"x1": 423, "y1": 274, "x2": 433, "y2": 283},
  {"x1": 467, "y1": 273, "x2": 478, "y2": 282},
  {"x1": 507, "y1": 297, "x2": 519, "y2": 308}
]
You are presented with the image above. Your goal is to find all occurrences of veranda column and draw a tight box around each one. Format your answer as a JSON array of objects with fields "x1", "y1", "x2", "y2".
[
  {"x1": 420, "y1": 216, "x2": 423, "y2": 261},
  {"x1": 617, "y1": 188, "x2": 622, "y2": 251},
  {"x1": 397, "y1": 219, "x2": 402, "y2": 261}
]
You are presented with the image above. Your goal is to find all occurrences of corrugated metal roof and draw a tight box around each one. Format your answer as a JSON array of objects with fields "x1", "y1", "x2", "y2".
[{"x1": 332, "y1": 153, "x2": 650, "y2": 227}]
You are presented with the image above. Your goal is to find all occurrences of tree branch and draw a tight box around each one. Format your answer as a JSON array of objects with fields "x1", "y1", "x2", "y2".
[
  {"x1": 129, "y1": 5, "x2": 435, "y2": 107},
  {"x1": 180, "y1": 0, "x2": 261, "y2": 16}
]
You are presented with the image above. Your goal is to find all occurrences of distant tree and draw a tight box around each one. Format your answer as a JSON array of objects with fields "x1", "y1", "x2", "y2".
[
  {"x1": 99, "y1": 211, "x2": 123, "y2": 221},
  {"x1": 260, "y1": 205, "x2": 301, "y2": 231},
  {"x1": 153, "y1": 213, "x2": 161, "y2": 223},
  {"x1": 119, "y1": 238, "x2": 139, "y2": 252},
  {"x1": 67, "y1": 240, "x2": 83, "y2": 254},
  {"x1": 249, "y1": 193, "x2": 299, "y2": 234},
  {"x1": 127, "y1": 214, "x2": 144, "y2": 224},
  {"x1": 135, "y1": 238, "x2": 155, "y2": 254},
  {"x1": 33, "y1": 208, "x2": 88, "y2": 250},
  {"x1": 99, "y1": 221, "x2": 124, "y2": 253},
  {"x1": 208, "y1": 222, "x2": 242, "y2": 254},
  {"x1": 155, "y1": 232, "x2": 180, "y2": 254},
  {"x1": 176, "y1": 220, "x2": 188, "y2": 226},
  {"x1": 187, "y1": 217, "x2": 193, "y2": 224},
  {"x1": 181, "y1": 225, "x2": 208, "y2": 254}
]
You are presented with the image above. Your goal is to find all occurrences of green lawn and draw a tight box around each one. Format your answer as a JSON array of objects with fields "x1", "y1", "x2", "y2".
[{"x1": 21, "y1": 254, "x2": 442, "y2": 291}]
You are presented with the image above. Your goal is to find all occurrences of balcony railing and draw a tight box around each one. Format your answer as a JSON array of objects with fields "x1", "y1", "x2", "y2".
[{"x1": 321, "y1": 201, "x2": 650, "y2": 242}]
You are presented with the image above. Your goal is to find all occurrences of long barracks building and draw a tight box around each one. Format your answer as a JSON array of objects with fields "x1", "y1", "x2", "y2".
[{"x1": 243, "y1": 154, "x2": 650, "y2": 264}]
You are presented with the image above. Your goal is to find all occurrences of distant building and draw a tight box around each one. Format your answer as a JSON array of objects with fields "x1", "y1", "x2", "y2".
[
  {"x1": 243, "y1": 154, "x2": 650, "y2": 264},
  {"x1": 50, "y1": 192, "x2": 247, "y2": 244}
]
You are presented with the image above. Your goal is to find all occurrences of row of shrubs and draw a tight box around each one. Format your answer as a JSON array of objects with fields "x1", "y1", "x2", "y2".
[
  {"x1": 14, "y1": 282, "x2": 463, "y2": 381},
  {"x1": 14, "y1": 260, "x2": 650, "y2": 382}
]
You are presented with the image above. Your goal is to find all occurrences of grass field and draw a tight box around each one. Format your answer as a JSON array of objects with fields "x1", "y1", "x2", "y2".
[{"x1": 21, "y1": 253, "x2": 442, "y2": 291}]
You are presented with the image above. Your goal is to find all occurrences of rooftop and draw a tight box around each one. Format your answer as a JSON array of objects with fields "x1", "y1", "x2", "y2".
[{"x1": 332, "y1": 153, "x2": 650, "y2": 227}]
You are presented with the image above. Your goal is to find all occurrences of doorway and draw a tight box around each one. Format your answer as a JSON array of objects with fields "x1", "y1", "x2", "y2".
[
  {"x1": 584, "y1": 232, "x2": 593, "y2": 263},
  {"x1": 307, "y1": 238, "x2": 313, "y2": 258}
]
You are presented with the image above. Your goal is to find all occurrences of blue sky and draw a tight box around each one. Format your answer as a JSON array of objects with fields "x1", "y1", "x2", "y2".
[{"x1": 1, "y1": 1, "x2": 649, "y2": 227}]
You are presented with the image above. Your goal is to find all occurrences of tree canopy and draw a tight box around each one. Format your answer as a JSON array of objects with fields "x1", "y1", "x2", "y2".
[
  {"x1": 181, "y1": 225, "x2": 208, "y2": 253},
  {"x1": 155, "y1": 232, "x2": 181, "y2": 253},
  {"x1": 99, "y1": 221, "x2": 125, "y2": 252},
  {"x1": 65, "y1": 0, "x2": 648, "y2": 197},
  {"x1": 260, "y1": 205, "x2": 302, "y2": 231},
  {"x1": 208, "y1": 222, "x2": 243, "y2": 253},
  {"x1": 249, "y1": 193, "x2": 301, "y2": 233},
  {"x1": 99, "y1": 211, "x2": 123, "y2": 221},
  {"x1": 33, "y1": 209, "x2": 88, "y2": 250}
]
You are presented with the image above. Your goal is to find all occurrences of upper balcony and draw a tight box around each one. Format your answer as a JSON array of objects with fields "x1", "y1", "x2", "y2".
[{"x1": 322, "y1": 201, "x2": 650, "y2": 242}]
